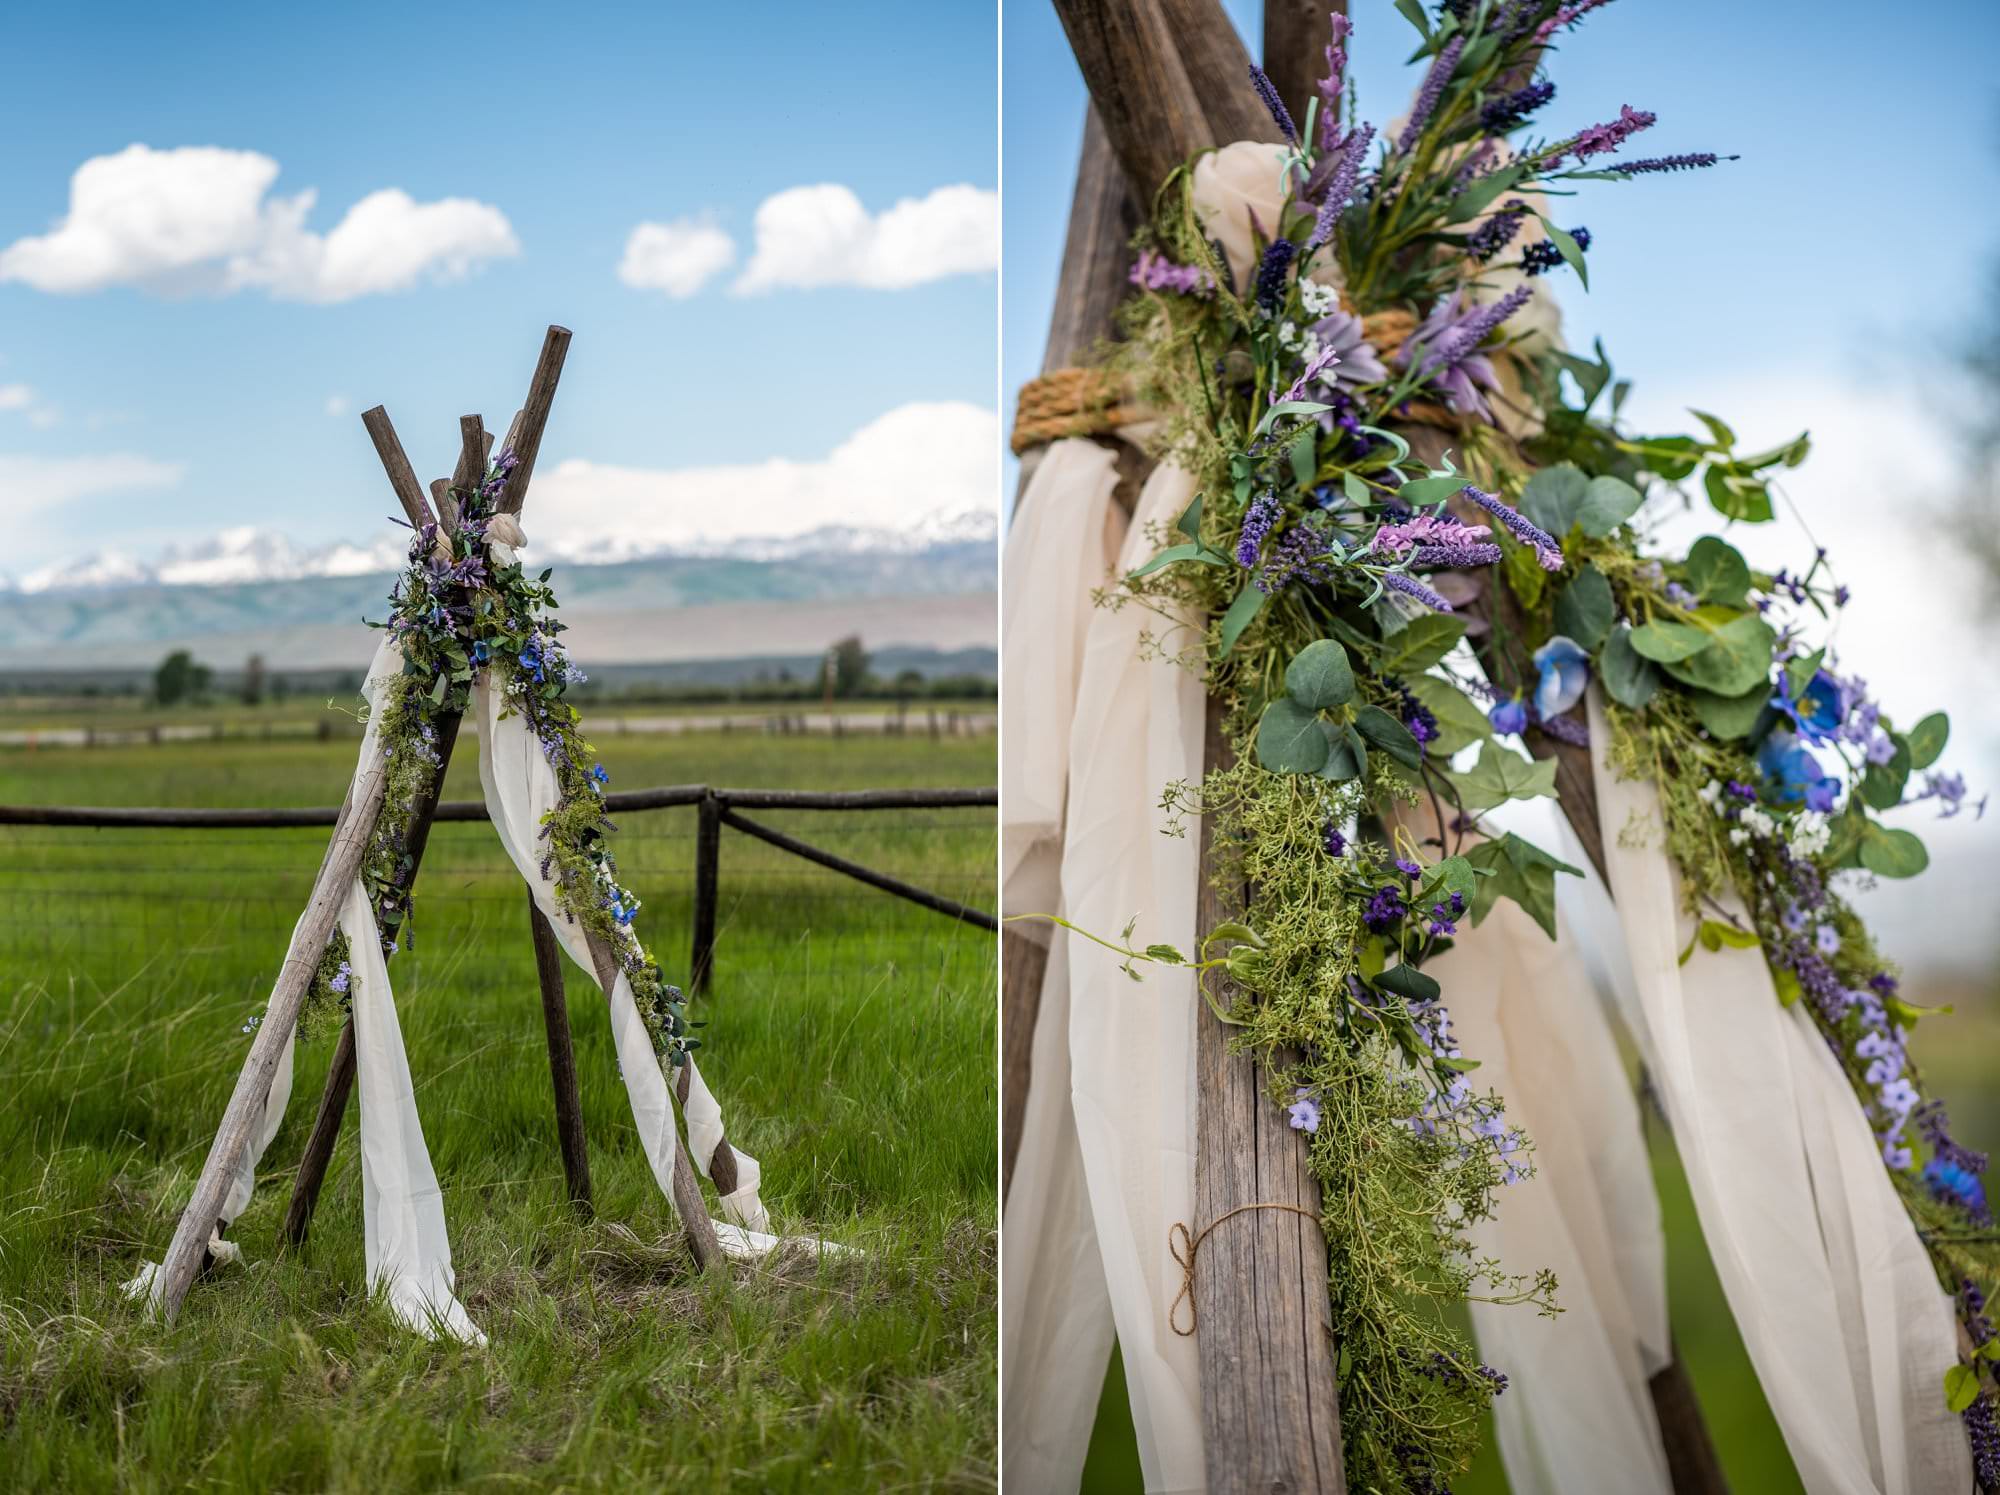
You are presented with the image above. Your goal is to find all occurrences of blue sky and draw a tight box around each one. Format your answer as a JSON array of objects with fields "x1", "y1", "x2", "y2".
[
  {"x1": 0, "y1": 0, "x2": 998, "y2": 576},
  {"x1": 1003, "y1": 0, "x2": 2000, "y2": 956}
]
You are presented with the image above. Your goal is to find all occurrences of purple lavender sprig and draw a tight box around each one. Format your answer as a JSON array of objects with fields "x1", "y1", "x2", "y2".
[
  {"x1": 1413, "y1": 284, "x2": 1533, "y2": 383},
  {"x1": 1237, "y1": 493, "x2": 1281, "y2": 569},
  {"x1": 1535, "y1": 0, "x2": 1615, "y2": 42},
  {"x1": 1249, "y1": 63, "x2": 1299, "y2": 147},
  {"x1": 1396, "y1": 36, "x2": 1465, "y2": 154},
  {"x1": 1466, "y1": 201, "x2": 1531, "y2": 261},
  {"x1": 1480, "y1": 80, "x2": 1554, "y2": 133},
  {"x1": 1253, "y1": 238, "x2": 1297, "y2": 313},
  {"x1": 1305, "y1": 123, "x2": 1375, "y2": 251},
  {"x1": 1317, "y1": 13, "x2": 1352, "y2": 153},
  {"x1": 1458, "y1": 484, "x2": 1564, "y2": 571},
  {"x1": 1274, "y1": 344, "x2": 1342, "y2": 407},
  {"x1": 1381, "y1": 570, "x2": 1455, "y2": 613},
  {"x1": 1608, "y1": 152, "x2": 1734, "y2": 175}
]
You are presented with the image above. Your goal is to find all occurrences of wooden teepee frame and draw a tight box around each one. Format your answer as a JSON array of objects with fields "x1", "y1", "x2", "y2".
[
  {"x1": 149, "y1": 326, "x2": 732, "y2": 1328},
  {"x1": 1002, "y1": 4, "x2": 1730, "y2": 1489}
]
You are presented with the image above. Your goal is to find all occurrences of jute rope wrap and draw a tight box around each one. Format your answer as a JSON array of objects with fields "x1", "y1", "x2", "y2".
[
  {"x1": 1009, "y1": 306, "x2": 1463, "y2": 456},
  {"x1": 1168, "y1": 1203, "x2": 1327, "y2": 1337}
]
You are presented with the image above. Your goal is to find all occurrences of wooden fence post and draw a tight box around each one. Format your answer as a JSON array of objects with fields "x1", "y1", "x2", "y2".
[
  {"x1": 691, "y1": 791, "x2": 722, "y2": 995},
  {"x1": 528, "y1": 888, "x2": 593, "y2": 1217}
]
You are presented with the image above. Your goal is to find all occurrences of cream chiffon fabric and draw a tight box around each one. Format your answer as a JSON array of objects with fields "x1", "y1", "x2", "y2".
[
  {"x1": 128, "y1": 616, "x2": 822, "y2": 1336},
  {"x1": 1584, "y1": 691, "x2": 1968, "y2": 1494}
]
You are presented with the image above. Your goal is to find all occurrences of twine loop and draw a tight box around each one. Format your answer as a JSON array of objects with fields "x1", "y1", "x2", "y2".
[{"x1": 1168, "y1": 1202, "x2": 1326, "y2": 1337}]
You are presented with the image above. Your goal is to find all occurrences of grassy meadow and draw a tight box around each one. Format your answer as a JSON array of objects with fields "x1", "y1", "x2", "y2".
[{"x1": 0, "y1": 720, "x2": 997, "y2": 1491}]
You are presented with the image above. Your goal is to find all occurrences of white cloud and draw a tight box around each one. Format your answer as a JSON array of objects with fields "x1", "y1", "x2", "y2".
[
  {"x1": 618, "y1": 217, "x2": 736, "y2": 298},
  {"x1": 26, "y1": 408, "x2": 58, "y2": 429},
  {"x1": 0, "y1": 384, "x2": 33, "y2": 411},
  {"x1": 733, "y1": 183, "x2": 998, "y2": 294},
  {"x1": 531, "y1": 401, "x2": 997, "y2": 553},
  {"x1": 0, "y1": 145, "x2": 518, "y2": 303},
  {"x1": 1, "y1": 453, "x2": 185, "y2": 570},
  {"x1": 325, "y1": 394, "x2": 350, "y2": 418}
]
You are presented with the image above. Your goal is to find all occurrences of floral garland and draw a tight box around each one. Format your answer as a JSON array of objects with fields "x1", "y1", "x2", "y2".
[
  {"x1": 300, "y1": 453, "x2": 697, "y2": 1070},
  {"x1": 1085, "y1": 2, "x2": 1996, "y2": 1489}
]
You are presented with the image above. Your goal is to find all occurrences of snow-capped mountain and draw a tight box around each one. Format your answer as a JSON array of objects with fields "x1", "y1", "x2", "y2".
[{"x1": 2, "y1": 508, "x2": 998, "y2": 595}]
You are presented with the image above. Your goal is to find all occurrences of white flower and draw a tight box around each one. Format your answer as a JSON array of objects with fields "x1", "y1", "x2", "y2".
[
  {"x1": 1298, "y1": 279, "x2": 1339, "y2": 317},
  {"x1": 485, "y1": 513, "x2": 526, "y2": 549},
  {"x1": 1697, "y1": 779, "x2": 1723, "y2": 809},
  {"x1": 1728, "y1": 827, "x2": 1750, "y2": 846}
]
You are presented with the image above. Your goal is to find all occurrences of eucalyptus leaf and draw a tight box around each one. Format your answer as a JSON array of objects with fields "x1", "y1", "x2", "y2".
[
  {"x1": 1906, "y1": 711, "x2": 1949, "y2": 770},
  {"x1": 1216, "y1": 584, "x2": 1267, "y2": 656},
  {"x1": 1684, "y1": 535, "x2": 1751, "y2": 606},
  {"x1": 1129, "y1": 542, "x2": 1227, "y2": 580},
  {"x1": 1689, "y1": 408, "x2": 1737, "y2": 448},
  {"x1": 1661, "y1": 614, "x2": 1777, "y2": 697},
  {"x1": 1175, "y1": 495, "x2": 1203, "y2": 542},
  {"x1": 1285, "y1": 639, "x2": 1356, "y2": 709},
  {"x1": 1519, "y1": 463, "x2": 1587, "y2": 537},
  {"x1": 1375, "y1": 962, "x2": 1442, "y2": 1003},
  {"x1": 1705, "y1": 464, "x2": 1774, "y2": 523},
  {"x1": 1859, "y1": 822, "x2": 1929, "y2": 879},
  {"x1": 1860, "y1": 738, "x2": 1911, "y2": 812},
  {"x1": 1552, "y1": 565, "x2": 1614, "y2": 650},
  {"x1": 1628, "y1": 619, "x2": 1710, "y2": 663},
  {"x1": 1574, "y1": 475, "x2": 1643, "y2": 537},
  {"x1": 1946, "y1": 1363, "x2": 1981, "y2": 1416},
  {"x1": 1353, "y1": 703, "x2": 1424, "y2": 769},
  {"x1": 1600, "y1": 625, "x2": 1662, "y2": 708},
  {"x1": 1378, "y1": 613, "x2": 1468, "y2": 673},
  {"x1": 1397, "y1": 473, "x2": 1469, "y2": 508},
  {"x1": 1321, "y1": 722, "x2": 1367, "y2": 782},
  {"x1": 1257, "y1": 697, "x2": 1330, "y2": 774},
  {"x1": 1689, "y1": 684, "x2": 1768, "y2": 741}
]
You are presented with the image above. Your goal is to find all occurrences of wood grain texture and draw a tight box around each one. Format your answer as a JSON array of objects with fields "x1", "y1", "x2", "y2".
[
  {"x1": 1262, "y1": 0, "x2": 1342, "y2": 129},
  {"x1": 495, "y1": 326, "x2": 570, "y2": 516},
  {"x1": 1155, "y1": 0, "x2": 1283, "y2": 152},
  {"x1": 282, "y1": 709, "x2": 466, "y2": 1245},
  {"x1": 529, "y1": 889, "x2": 594, "y2": 1217},
  {"x1": 691, "y1": 792, "x2": 721, "y2": 995},
  {"x1": 1053, "y1": 0, "x2": 1219, "y2": 202},
  {"x1": 155, "y1": 762, "x2": 389, "y2": 1322},
  {"x1": 360, "y1": 406, "x2": 435, "y2": 533},
  {"x1": 1193, "y1": 700, "x2": 1346, "y2": 1494}
]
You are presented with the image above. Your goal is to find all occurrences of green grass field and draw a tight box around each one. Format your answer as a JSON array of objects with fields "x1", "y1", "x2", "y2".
[{"x1": 0, "y1": 724, "x2": 997, "y2": 1491}]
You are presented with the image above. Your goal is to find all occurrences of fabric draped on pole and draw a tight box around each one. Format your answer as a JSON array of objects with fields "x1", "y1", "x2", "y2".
[
  {"x1": 1586, "y1": 690, "x2": 1969, "y2": 1495},
  {"x1": 128, "y1": 624, "x2": 837, "y2": 1337}
]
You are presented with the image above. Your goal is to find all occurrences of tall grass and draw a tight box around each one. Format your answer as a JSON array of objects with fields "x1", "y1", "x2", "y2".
[{"x1": 0, "y1": 726, "x2": 997, "y2": 1491}]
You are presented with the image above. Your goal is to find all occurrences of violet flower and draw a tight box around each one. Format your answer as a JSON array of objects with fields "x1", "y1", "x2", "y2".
[
  {"x1": 1402, "y1": 287, "x2": 1533, "y2": 418},
  {"x1": 1559, "y1": 104, "x2": 1658, "y2": 165},
  {"x1": 1306, "y1": 306, "x2": 1386, "y2": 388},
  {"x1": 1317, "y1": 13, "x2": 1351, "y2": 153},
  {"x1": 1130, "y1": 249, "x2": 1213, "y2": 297},
  {"x1": 1305, "y1": 123, "x2": 1375, "y2": 250},
  {"x1": 1466, "y1": 201, "x2": 1531, "y2": 261},
  {"x1": 1489, "y1": 698, "x2": 1528, "y2": 736},
  {"x1": 1249, "y1": 62, "x2": 1299, "y2": 146},
  {"x1": 1609, "y1": 152, "x2": 1733, "y2": 175},
  {"x1": 1534, "y1": 0, "x2": 1615, "y2": 43},
  {"x1": 1396, "y1": 36, "x2": 1464, "y2": 154},
  {"x1": 1480, "y1": 80, "x2": 1554, "y2": 133},
  {"x1": 1237, "y1": 493, "x2": 1281, "y2": 569},
  {"x1": 1253, "y1": 239, "x2": 1297, "y2": 314},
  {"x1": 1382, "y1": 570, "x2": 1455, "y2": 613},
  {"x1": 1458, "y1": 483, "x2": 1564, "y2": 571}
]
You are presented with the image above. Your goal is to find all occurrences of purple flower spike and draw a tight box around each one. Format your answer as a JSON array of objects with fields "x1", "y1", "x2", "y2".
[
  {"x1": 1382, "y1": 570, "x2": 1454, "y2": 613},
  {"x1": 1397, "y1": 36, "x2": 1465, "y2": 153},
  {"x1": 1249, "y1": 63, "x2": 1300, "y2": 146},
  {"x1": 1610, "y1": 153, "x2": 1734, "y2": 175},
  {"x1": 1458, "y1": 484, "x2": 1563, "y2": 571},
  {"x1": 1317, "y1": 13, "x2": 1352, "y2": 153},
  {"x1": 1237, "y1": 493, "x2": 1281, "y2": 570}
]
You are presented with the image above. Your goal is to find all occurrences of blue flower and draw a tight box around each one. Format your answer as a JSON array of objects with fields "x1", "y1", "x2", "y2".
[
  {"x1": 472, "y1": 639, "x2": 490, "y2": 664},
  {"x1": 1488, "y1": 697, "x2": 1528, "y2": 736},
  {"x1": 519, "y1": 642, "x2": 543, "y2": 676},
  {"x1": 1286, "y1": 1089, "x2": 1321, "y2": 1134},
  {"x1": 1532, "y1": 636, "x2": 1590, "y2": 719},
  {"x1": 590, "y1": 764, "x2": 609, "y2": 788},
  {"x1": 1757, "y1": 728, "x2": 1840, "y2": 812},
  {"x1": 1771, "y1": 668, "x2": 1844, "y2": 743}
]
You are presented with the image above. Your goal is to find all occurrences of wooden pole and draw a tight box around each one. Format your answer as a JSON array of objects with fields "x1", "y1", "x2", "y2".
[
  {"x1": 528, "y1": 889, "x2": 593, "y2": 1216},
  {"x1": 1194, "y1": 702, "x2": 1346, "y2": 1494},
  {"x1": 495, "y1": 326, "x2": 571, "y2": 516},
  {"x1": 691, "y1": 791, "x2": 721, "y2": 996},
  {"x1": 1261, "y1": 0, "x2": 1342, "y2": 129},
  {"x1": 1052, "y1": 0, "x2": 1224, "y2": 199},
  {"x1": 152, "y1": 764, "x2": 388, "y2": 1322},
  {"x1": 360, "y1": 407, "x2": 437, "y2": 533}
]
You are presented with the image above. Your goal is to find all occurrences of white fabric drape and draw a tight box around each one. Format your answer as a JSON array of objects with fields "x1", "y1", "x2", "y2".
[
  {"x1": 1430, "y1": 794, "x2": 1673, "y2": 1495},
  {"x1": 1585, "y1": 689, "x2": 1969, "y2": 1495}
]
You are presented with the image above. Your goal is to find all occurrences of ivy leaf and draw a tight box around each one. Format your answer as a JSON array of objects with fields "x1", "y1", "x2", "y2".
[
  {"x1": 1464, "y1": 832, "x2": 1582, "y2": 939},
  {"x1": 1906, "y1": 711, "x2": 1949, "y2": 770},
  {"x1": 1600, "y1": 625, "x2": 1662, "y2": 709},
  {"x1": 1859, "y1": 822, "x2": 1929, "y2": 879},
  {"x1": 1378, "y1": 613, "x2": 1468, "y2": 673},
  {"x1": 1417, "y1": 854, "x2": 1480, "y2": 908},
  {"x1": 1353, "y1": 703, "x2": 1423, "y2": 770},
  {"x1": 1446, "y1": 740, "x2": 1559, "y2": 812},
  {"x1": 1216, "y1": 584, "x2": 1267, "y2": 656},
  {"x1": 1406, "y1": 676, "x2": 1492, "y2": 754},
  {"x1": 1945, "y1": 1363, "x2": 1981, "y2": 1416},
  {"x1": 1285, "y1": 639, "x2": 1356, "y2": 709},
  {"x1": 1519, "y1": 463, "x2": 1587, "y2": 537},
  {"x1": 1628, "y1": 619, "x2": 1711, "y2": 663},
  {"x1": 1552, "y1": 564, "x2": 1614, "y2": 650},
  {"x1": 1684, "y1": 535, "x2": 1752, "y2": 607},
  {"x1": 1661, "y1": 614, "x2": 1777, "y2": 697},
  {"x1": 1257, "y1": 698, "x2": 1330, "y2": 774},
  {"x1": 1574, "y1": 475, "x2": 1643, "y2": 537}
]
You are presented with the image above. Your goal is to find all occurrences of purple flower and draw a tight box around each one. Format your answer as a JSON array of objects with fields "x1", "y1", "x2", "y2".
[
  {"x1": 1537, "y1": 710, "x2": 1590, "y2": 747},
  {"x1": 1609, "y1": 153, "x2": 1732, "y2": 175},
  {"x1": 1395, "y1": 857, "x2": 1423, "y2": 879},
  {"x1": 1533, "y1": 636, "x2": 1590, "y2": 719},
  {"x1": 1815, "y1": 924, "x2": 1841, "y2": 957},
  {"x1": 1772, "y1": 670, "x2": 1845, "y2": 743},
  {"x1": 1466, "y1": 201, "x2": 1531, "y2": 261},
  {"x1": 1322, "y1": 819, "x2": 1347, "y2": 857},
  {"x1": 1305, "y1": 306, "x2": 1387, "y2": 388},
  {"x1": 1363, "y1": 884, "x2": 1408, "y2": 932},
  {"x1": 1481, "y1": 80, "x2": 1555, "y2": 133},
  {"x1": 1664, "y1": 581, "x2": 1696, "y2": 609},
  {"x1": 1964, "y1": 1397, "x2": 2000, "y2": 1490},
  {"x1": 1534, "y1": 0, "x2": 1615, "y2": 41},
  {"x1": 1316, "y1": 13, "x2": 1351, "y2": 153},
  {"x1": 1458, "y1": 484, "x2": 1564, "y2": 571},
  {"x1": 1396, "y1": 36, "x2": 1465, "y2": 153},
  {"x1": 1237, "y1": 494, "x2": 1281, "y2": 569},
  {"x1": 330, "y1": 962, "x2": 351, "y2": 994},
  {"x1": 1253, "y1": 239, "x2": 1297, "y2": 314},
  {"x1": 1489, "y1": 698, "x2": 1528, "y2": 736},
  {"x1": 1305, "y1": 124, "x2": 1376, "y2": 251},
  {"x1": 1382, "y1": 570, "x2": 1454, "y2": 613},
  {"x1": 1287, "y1": 1089, "x2": 1322, "y2": 1133},
  {"x1": 1249, "y1": 62, "x2": 1299, "y2": 146},
  {"x1": 1926, "y1": 770, "x2": 1972, "y2": 819},
  {"x1": 1558, "y1": 104, "x2": 1658, "y2": 165},
  {"x1": 1404, "y1": 288, "x2": 1534, "y2": 416},
  {"x1": 1260, "y1": 523, "x2": 1338, "y2": 594},
  {"x1": 1129, "y1": 249, "x2": 1213, "y2": 297},
  {"x1": 1274, "y1": 344, "x2": 1343, "y2": 407}
]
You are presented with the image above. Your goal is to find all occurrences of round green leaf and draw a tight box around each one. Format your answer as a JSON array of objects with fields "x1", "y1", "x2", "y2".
[
  {"x1": 1661, "y1": 614, "x2": 1777, "y2": 697},
  {"x1": 1284, "y1": 639, "x2": 1356, "y2": 710},
  {"x1": 1257, "y1": 697, "x2": 1331, "y2": 774},
  {"x1": 1628, "y1": 619, "x2": 1710, "y2": 663},
  {"x1": 1689, "y1": 685, "x2": 1768, "y2": 740},
  {"x1": 1859, "y1": 823, "x2": 1929, "y2": 879},
  {"x1": 1575, "y1": 475, "x2": 1643, "y2": 538},
  {"x1": 1600, "y1": 625, "x2": 1662, "y2": 708},
  {"x1": 1860, "y1": 738, "x2": 1911, "y2": 812},
  {"x1": 1519, "y1": 463, "x2": 1588, "y2": 537},
  {"x1": 1552, "y1": 564, "x2": 1614, "y2": 650},
  {"x1": 1684, "y1": 535, "x2": 1751, "y2": 607},
  {"x1": 1321, "y1": 722, "x2": 1367, "y2": 782},
  {"x1": 1906, "y1": 712, "x2": 1949, "y2": 770}
]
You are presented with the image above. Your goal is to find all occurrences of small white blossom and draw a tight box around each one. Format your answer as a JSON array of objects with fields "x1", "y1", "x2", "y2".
[{"x1": 1298, "y1": 279, "x2": 1339, "y2": 317}]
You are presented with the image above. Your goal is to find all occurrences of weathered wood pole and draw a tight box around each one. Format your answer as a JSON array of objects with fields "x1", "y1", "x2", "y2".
[
  {"x1": 528, "y1": 890, "x2": 594, "y2": 1216},
  {"x1": 1193, "y1": 703, "x2": 1346, "y2": 1494},
  {"x1": 690, "y1": 791, "x2": 722, "y2": 996},
  {"x1": 152, "y1": 765, "x2": 389, "y2": 1321}
]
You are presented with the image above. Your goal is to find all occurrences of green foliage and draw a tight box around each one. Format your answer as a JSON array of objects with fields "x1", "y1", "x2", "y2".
[
  {"x1": 1464, "y1": 833, "x2": 1581, "y2": 939},
  {"x1": 1446, "y1": 741, "x2": 1559, "y2": 813},
  {"x1": 1553, "y1": 564, "x2": 1614, "y2": 650}
]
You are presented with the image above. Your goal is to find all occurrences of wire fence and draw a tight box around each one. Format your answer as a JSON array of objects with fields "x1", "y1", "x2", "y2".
[{"x1": 0, "y1": 788, "x2": 997, "y2": 1004}]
